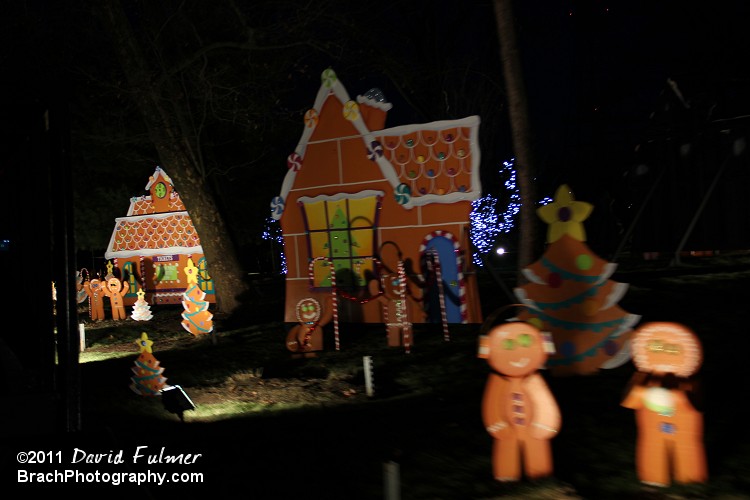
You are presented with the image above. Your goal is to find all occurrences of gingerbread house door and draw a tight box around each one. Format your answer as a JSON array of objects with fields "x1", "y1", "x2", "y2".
[{"x1": 421, "y1": 231, "x2": 464, "y2": 324}]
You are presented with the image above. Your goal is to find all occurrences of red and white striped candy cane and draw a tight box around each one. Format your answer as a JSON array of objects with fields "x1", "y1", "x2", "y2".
[
  {"x1": 398, "y1": 261, "x2": 412, "y2": 354},
  {"x1": 139, "y1": 255, "x2": 146, "y2": 294},
  {"x1": 329, "y1": 259, "x2": 340, "y2": 351},
  {"x1": 429, "y1": 251, "x2": 450, "y2": 342},
  {"x1": 308, "y1": 257, "x2": 340, "y2": 351}
]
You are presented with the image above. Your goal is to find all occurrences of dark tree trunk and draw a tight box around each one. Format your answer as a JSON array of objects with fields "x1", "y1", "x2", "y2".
[
  {"x1": 97, "y1": 0, "x2": 249, "y2": 315},
  {"x1": 493, "y1": 0, "x2": 538, "y2": 285}
]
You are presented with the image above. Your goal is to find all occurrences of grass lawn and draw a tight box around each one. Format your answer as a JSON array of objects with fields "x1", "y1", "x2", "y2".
[{"x1": 5, "y1": 255, "x2": 750, "y2": 499}]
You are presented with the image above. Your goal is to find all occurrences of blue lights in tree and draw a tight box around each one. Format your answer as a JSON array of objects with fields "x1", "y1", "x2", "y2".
[
  {"x1": 470, "y1": 159, "x2": 521, "y2": 266},
  {"x1": 262, "y1": 216, "x2": 287, "y2": 274}
]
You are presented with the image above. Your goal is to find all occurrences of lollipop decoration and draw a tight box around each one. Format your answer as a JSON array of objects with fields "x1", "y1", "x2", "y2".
[
  {"x1": 367, "y1": 140, "x2": 383, "y2": 161},
  {"x1": 287, "y1": 152, "x2": 303, "y2": 172},
  {"x1": 322, "y1": 68, "x2": 337, "y2": 87},
  {"x1": 270, "y1": 196, "x2": 285, "y2": 217},
  {"x1": 342, "y1": 100, "x2": 360, "y2": 121},
  {"x1": 304, "y1": 109, "x2": 319, "y2": 128},
  {"x1": 394, "y1": 183, "x2": 411, "y2": 205}
]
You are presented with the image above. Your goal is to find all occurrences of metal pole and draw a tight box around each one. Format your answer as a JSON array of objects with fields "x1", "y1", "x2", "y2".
[
  {"x1": 363, "y1": 356, "x2": 374, "y2": 397},
  {"x1": 671, "y1": 156, "x2": 729, "y2": 266},
  {"x1": 383, "y1": 461, "x2": 401, "y2": 500},
  {"x1": 612, "y1": 164, "x2": 667, "y2": 263}
]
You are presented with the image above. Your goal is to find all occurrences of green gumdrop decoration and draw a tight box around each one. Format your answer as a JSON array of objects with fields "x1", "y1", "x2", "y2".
[{"x1": 576, "y1": 254, "x2": 593, "y2": 271}]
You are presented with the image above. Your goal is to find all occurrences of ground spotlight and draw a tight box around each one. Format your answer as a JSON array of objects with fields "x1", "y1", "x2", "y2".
[{"x1": 160, "y1": 385, "x2": 196, "y2": 422}]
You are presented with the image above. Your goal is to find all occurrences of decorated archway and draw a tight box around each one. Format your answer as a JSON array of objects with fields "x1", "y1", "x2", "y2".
[{"x1": 419, "y1": 230, "x2": 467, "y2": 323}]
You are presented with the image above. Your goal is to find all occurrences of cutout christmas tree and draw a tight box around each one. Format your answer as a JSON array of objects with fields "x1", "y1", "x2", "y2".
[
  {"x1": 514, "y1": 185, "x2": 640, "y2": 376},
  {"x1": 131, "y1": 288, "x2": 153, "y2": 321},
  {"x1": 320, "y1": 206, "x2": 361, "y2": 287},
  {"x1": 130, "y1": 332, "x2": 167, "y2": 396},
  {"x1": 181, "y1": 258, "x2": 214, "y2": 335}
]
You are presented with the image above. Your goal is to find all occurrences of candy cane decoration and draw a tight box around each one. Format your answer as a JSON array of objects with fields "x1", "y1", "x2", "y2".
[
  {"x1": 398, "y1": 261, "x2": 412, "y2": 354},
  {"x1": 79, "y1": 267, "x2": 90, "y2": 308},
  {"x1": 308, "y1": 257, "x2": 340, "y2": 351},
  {"x1": 330, "y1": 260, "x2": 340, "y2": 351},
  {"x1": 429, "y1": 251, "x2": 450, "y2": 342},
  {"x1": 139, "y1": 255, "x2": 147, "y2": 296}
]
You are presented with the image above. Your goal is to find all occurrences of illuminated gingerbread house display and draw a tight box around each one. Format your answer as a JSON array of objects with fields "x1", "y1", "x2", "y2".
[
  {"x1": 271, "y1": 69, "x2": 483, "y2": 339},
  {"x1": 104, "y1": 166, "x2": 215, "y2": 306}
]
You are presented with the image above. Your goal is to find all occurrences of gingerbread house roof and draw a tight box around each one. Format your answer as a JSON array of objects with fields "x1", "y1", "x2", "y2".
[
  {"x1": 104, "y1": 167, "x2": 203, "y2": 259},
  {"x1": 271, "y1": 69, "x2": 481, "y2": 220},
  {"x1": 104, "y1": 212, "x2": 203, "y2": 259}
]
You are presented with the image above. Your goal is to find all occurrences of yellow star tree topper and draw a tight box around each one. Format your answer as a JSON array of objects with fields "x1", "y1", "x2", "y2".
[
  {"x1": 135, "y1": 332, "x2": 153, "y2": 353},
  {"x1": 183, "y1": 258, "x2": 198, "y2": 285},
  {"x1": 537, "y1": 184, "x2": 593, "y2": 243}
]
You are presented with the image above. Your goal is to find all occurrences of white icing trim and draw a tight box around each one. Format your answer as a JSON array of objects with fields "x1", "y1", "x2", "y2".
[
  {"x1": 105, "y1": 245, "x2": 204, "y2": 260},
  {"x1": 297, "y1": 190, "x2": 384, "y2": 204},
  {"x1": 356, "y1": 95, "x2": 393, "y2": 111}
]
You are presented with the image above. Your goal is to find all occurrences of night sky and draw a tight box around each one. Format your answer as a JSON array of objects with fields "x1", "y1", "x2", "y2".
[
  {"x1": 2, "y1": 0, "x2": 750, "y2": 258},
  {"x1": 512, "y1": 1, "x2": 750, "y2": 190}
]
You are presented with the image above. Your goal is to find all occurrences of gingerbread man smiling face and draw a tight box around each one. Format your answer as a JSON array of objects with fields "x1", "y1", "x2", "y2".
[
  {"x1": 486, "y1": 322, "x2": 548, "y2": 377},
  {"x1": 296, "y1": 298, "x2": 321, "y2": 324},
  {"x1": 286, "y1": 297, "x2": 332, "y2": 355}
]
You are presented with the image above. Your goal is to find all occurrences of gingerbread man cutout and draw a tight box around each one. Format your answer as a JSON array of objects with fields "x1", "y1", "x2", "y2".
[
  {"x1": 84, "y1": 278, "x2": 106, "y2": 321},
  {"x1": 367, "y1": 271, "x2": 424, "y2": 352},
  {"x1": 621, "y1": 322, "x2": 707, "y2": 487},
  {"x1": 285, "y1": 296, "x2": 333, "y2": 356},
  {"x1": 479, "y1": 321, "x2": 561, "y2": 482},
  {"x1": 103, "y1": 276, "x2": 130, "y2": 320}
]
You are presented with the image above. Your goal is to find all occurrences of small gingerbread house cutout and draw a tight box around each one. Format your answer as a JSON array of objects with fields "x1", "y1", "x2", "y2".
[
  {"x1": 104, "y1": 166, "x2": 215, "y2": 306},
  {"x1": 272, "y1": 69, "x2": 483, "y2": 326}
]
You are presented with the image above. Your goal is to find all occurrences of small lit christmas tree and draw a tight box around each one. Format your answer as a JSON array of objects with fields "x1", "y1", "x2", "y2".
[
  {"x1": 181, "y1": 259, "x2": 213, "y2": 335},
  {"x1": 130, "y1": 332, "x2": 167, "y2": 396},
  {"x1": 320, "y1": 206, "x2": 361, "y2": 287},
  {"x1": 131, "y1": 288, "x2": 153, "y2": 321},
  {"x1": 514, "y1": 185, "x2": 640, "y2": 376}
]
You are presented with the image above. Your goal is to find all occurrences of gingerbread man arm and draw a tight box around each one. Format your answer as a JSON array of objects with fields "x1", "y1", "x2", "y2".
[
  {"x1": 121, "y1": 280, "x2": 130, "y2": 295},
  {"x1": 482, "y1": 374, "x2": 511, "y2": 438},
  {"x1": 526, "y1": 374, "x2": 561, "y2": 437},
  {"x1": 367, "y1": 279, "x2": 388, "y2": 306},
  {"x1": 621, "y1": 372, "x2": 648, "y2": 410},
  {"x1": 524, "y1": 373, "x2": 561, "y2": 440}
]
